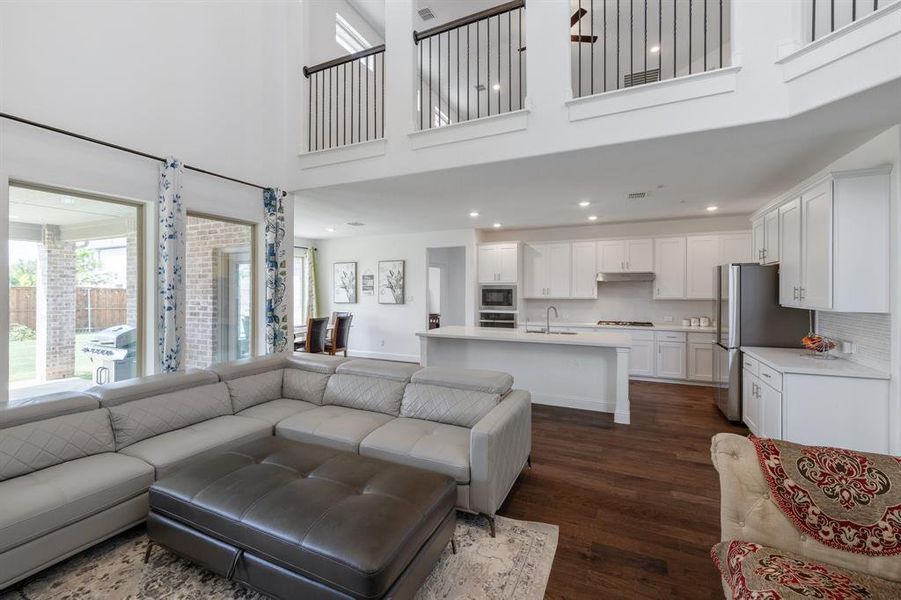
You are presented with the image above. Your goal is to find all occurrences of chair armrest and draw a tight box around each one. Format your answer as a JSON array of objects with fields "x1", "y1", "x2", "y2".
[
  {"x1": 711, "y1": 433, "x2": 899, "y2": 581},
  {"x1": 469, "y1": 389, "x2": 531, "y2": 516}
]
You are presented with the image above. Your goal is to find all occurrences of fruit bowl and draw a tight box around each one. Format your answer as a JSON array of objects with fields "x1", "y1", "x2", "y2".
[{"x1": 802, "y1": 334, "x2": 836, "y2": 358}]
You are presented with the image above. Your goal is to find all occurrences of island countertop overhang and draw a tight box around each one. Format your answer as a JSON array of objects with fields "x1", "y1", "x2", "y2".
[{"x1": 416, "y1": 326, "x2": 632, "y2": 349}]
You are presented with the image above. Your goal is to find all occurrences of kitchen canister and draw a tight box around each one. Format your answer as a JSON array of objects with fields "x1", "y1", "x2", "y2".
[
  {"x1": 681, "y1": 318, "x2": 691, "y2": 327},
  {"x1": 690, "y1": 317, "x2": 700, "y2": 327},
  {"x1": 700, "y1": 316, "x2": 710, "y2": 327}
]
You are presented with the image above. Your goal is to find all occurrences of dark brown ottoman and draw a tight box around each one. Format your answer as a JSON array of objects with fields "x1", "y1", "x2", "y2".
[{"x1": 147, "y1": 437, "x2": 456, "y2": 600}]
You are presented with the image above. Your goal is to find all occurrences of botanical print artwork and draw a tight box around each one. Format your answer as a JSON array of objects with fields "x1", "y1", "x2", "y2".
[
  {"x1": 264, "y1": 188, "x2": 289, "y2": 352},
  {"x1": 334, "y1": 262, "x2": 357, "y2": 303},
  {"x1": 379, "y1": 260, "x2": 405, "y2": 304},
  {"x1": 157, "y1": 157, "x2": 185, "y2": 372}
]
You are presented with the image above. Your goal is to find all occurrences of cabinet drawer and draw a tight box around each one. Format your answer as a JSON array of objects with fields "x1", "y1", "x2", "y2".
[
  {"x1": 742, "y1": 355, "x2": 759, "y2": 376},
  {"x1": 687, "y1": 332, "x2": 714, "y2": 343},
  {"x1": 654, "y1": 331, "x2": 686, "y2": 342},
  {"x1": 626, "y1": 329, "x2": 655, "y2": 342},
  {"x1": 758, "y1": 364, "x2": 782, "y2": 392}
]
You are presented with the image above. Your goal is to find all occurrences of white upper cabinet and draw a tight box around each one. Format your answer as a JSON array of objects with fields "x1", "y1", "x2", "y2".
[
  {"x1": 763, "y1": 209, "x2": 780, "y2": 264},
  {"x1": 775, "y1": 168, "x2": 890, "y2": 313},
  {"x1": 752, "y1": 218, "x2": 765, "y2": 264},
  {"x1": 653, "y1": 237, "x2": 686, "y2": 299},
  {"x1": 719, "y1": 232, "x2": 752, "y2": 265},
  {"x1": 595, "y1": 239, "x2": 653, "y2": 272},
  {"x1": 523, "y1": 242, "x2": 571, "y2": 298},
  {"x1": 478, "y1": 243, "x2": 518, "y2": 284},
  {"x1": 571, "y1": 241, "x2": 598, "y2": 299},
  {"x1": 685, "y1": 236, "x2": 719, "y2": 299}
]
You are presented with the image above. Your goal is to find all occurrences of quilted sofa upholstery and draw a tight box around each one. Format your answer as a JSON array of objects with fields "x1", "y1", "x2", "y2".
[{"x1": 0, "y1": 354, "x2": 531, "y2": 590}]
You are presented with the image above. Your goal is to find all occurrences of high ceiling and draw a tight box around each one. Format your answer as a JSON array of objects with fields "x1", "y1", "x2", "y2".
[{"x1": 294, "y1": 78, "x2": 901, "y2": 239}]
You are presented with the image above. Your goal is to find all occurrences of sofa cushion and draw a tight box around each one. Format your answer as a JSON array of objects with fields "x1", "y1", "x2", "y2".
[
  {"x1": 360, "y1": 418, "x2": 470, "y2": 483},
  {"x1": 108, "y1": 382, "x2": 232, "y2": 449},
  {"x1": 0, "y1": 452, "x2": 153, "y2": 553},
  {"x1": 324, "y1": 374, "x2": 407, "y2": 416},
  {"x1": 282, "y1": 368, "x2": 331, "y2": 405},
  {"x1": 117, "y1": 415, "x2": 270, "y2": 479},
  {"x1": 0, "y1": 409, "x2": 114, "y2": 481},
  {"x1": 335, "y1": 359, "x2": 421, "y2": 382},
  {"x1": 712, "y1": 540, "x2": 901, "y2": 599},
  {"x1": 207, "y1": 353, "x2": 289, "y2": 381},
  {"x1": 411, "y1": 367, "x2": 513, "y2": 395},
  {"x1": 0, "y1": 392, "x2": 99, "y2": 429},
  {"x1": 400, "y1": 383, "x2": 500, "y2": 428},
  {"x1": 235, "y1": 398, "x2": 318, "y2": 426},
  {"x1": 276, "y1": 406, "x2": 394, "y2": 453},
  {"x1": 224, "y1": 370, "x2": 284, "y2": 413},
  {"x1": 286, "y1": 353, "x2": 350, "y2": 374},
  {"x1": 88, "y1": 370, "x2": 219, "y2": 407}
]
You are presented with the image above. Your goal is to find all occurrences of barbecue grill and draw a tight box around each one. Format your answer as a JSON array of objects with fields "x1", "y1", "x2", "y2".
[{"x1": 80, "y1": 324, "x2": 137, "y2": 384}]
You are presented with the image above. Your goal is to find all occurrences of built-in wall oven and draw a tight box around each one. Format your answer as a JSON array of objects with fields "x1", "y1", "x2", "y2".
[
  {"x1": 479, "y1": 312, "x2": 517, "y2": 328},
  {"x1": 480, "y1": 285, "x2": 516, "y2": 311}
]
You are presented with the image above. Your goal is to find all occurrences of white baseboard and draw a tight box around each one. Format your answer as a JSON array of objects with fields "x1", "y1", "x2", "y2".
[
  {"x1": 630, "y1": 376, "x2": 715, "y2": 387},
  {"x1": 347, "y1": 349, "x2": 421, "y2": 364},
  {"x1": 530, "y1": 391, "x2": 617, "y2": 414}
]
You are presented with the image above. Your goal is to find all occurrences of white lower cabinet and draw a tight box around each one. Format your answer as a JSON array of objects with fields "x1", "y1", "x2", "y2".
[
  {"x1": 760, "y1": 382, "x2": 783, "y2": 439},
  {"x1": 656, "y1": 341, "x2": 687, "y2": 379},
  {"x1": 628, "y1": 330, "x2": 656, "y2": 377},
  {"x1": 742, "y1": 368, "x2": 761, "y2": 435},
  {"x1": 687, "y1": 342, "x2": 714, "y2": 382}
]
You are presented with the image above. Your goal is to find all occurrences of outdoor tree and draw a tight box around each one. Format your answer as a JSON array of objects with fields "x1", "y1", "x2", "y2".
[
  {"x1": 75, "y1": 248, "x2": 115, "y2": 286},
  {"x1": 9, "y1": 259, "x2": 37, "y2": 287}
]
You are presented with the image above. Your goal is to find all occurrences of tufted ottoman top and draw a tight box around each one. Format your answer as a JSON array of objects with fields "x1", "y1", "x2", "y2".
[{"x1": 149, "y1": 437, "x2": 456, "y2": 598}]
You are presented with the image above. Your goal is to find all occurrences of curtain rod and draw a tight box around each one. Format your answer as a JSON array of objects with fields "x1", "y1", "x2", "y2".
[{"x1": 0, "y1": 112, "x2": 286, "y2": 197}]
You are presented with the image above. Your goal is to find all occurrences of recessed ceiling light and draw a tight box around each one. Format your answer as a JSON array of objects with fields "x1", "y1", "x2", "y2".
[
  {"x1": 706, "y1": 206, "x2": 719, "y2": 212},
  {"x1": 346, "y1": 221, "x2": 365, "y2": 227},
  {"x1": 469, "y1": 211, "x2": 479, "y2": 217},
  {"x1": 578, "y1": 201, "x2": 590, "y2": 207},
  {"x1": 588, "y1": 215, "x2": 598, "y2": 221},
  {"x1": 650, "y1": 45, "x2": 660, "y2": 53},
  {"x1": 492, "y1": 223, "x2": 502, "y2": 228},
  {"x1": 60, "y1": 196, "x2": 76, "y2": 205},
  {"x1": 492, "y1": 83, "x2": 500, "y2": 91},
  {"x1": 9, "y1": 215, "x2": 19, "y2": 220},
  {"x1": 326, "y1": 227, "x2": 335, "y2": 232}
]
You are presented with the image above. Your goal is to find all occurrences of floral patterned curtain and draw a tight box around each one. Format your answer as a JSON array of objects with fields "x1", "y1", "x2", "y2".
[
  {"x1": 157, "y1": 157, "x2": 186, "y2": 372},
  {"x1": 306, "y1": 248, "x2": 319, "y2": 319},
  {"x1": 264, "y1": 188, "x2": 289, "y2": 352}
]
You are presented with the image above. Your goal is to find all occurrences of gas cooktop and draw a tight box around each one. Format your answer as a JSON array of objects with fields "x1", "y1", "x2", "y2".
[{"x1": 596, "y1": 320, "x2": 654, "y2": 327}]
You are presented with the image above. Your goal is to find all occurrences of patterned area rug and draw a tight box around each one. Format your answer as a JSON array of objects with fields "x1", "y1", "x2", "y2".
[{"x1": 2, "y1": 514, "x2": 557, "y2": 600}]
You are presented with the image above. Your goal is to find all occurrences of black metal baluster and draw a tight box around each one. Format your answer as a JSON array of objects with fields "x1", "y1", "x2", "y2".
[
  {"x1": 487, "y1": 18, "x2": 491, "y2": 116},
  {"x1": 518, "y1": 9, "x2": 522, "y2": 108},
  {"x1": 658, "y1": 0, "x2": 662, "y2": 79},
  {"x1": 373, "y1": 54, "x2": 378, "y2": 138},
  {"x1": 497, "y1": 15, "x2": 501, "y2": 113},
  {"x1": 308, "y1": 72, "x2": 312, "y2": 151},
  {"x1": 812, "y1": 0, "x2": 816, "y2": 41},
  {"x1": 617, "y1": 0, "x2": 621, "y2": 89},
  {"x1": 591, "y1": 0, "x2": 595, "y2": 95},
  {"x1": 831, "y1": 0, "x2": 835, "y2": 32},
  {"x1": 719, "y1": 0, "x2": 723, "y2": 68},
  {"x1": 457, "y1": 28, "x2": 461, "y2": 123},
  {"x1": 366, "y1": 57, "x2": 370, "y2": 141},
  {"x1": 380, "y1": 52, "x2": 384, "y2": 138},
  {"x1": 468, "y1": 24, "x2": 471, "y2": 120},
  {"x1": 630, "y1": 0, "x2": 634, "y2": 84},
  {"x1": 853, "y1": 0, "x2": 856, "y2": 22},
  {"x1": 429, "y1": 36, "x2": 433, "y2": 128},
  {"x1": 448, "y1": 31, "x2": 452, "y2": 121},
  {"x1": 343, "y1": 63, "x2": 347, "y2": 146},
  {"x1": 438, "y1": 33, "x2": 442, "y2": 125},
  {"x1": 477, "y1": 21, "x2": 481, "y2": 118},
  {"x1": 508, "y1": 10, "x2": 512, "y2": 112},
  {"x1": 674, "y1": 0, "x2": 677, "y2": 78},
  {"x1": 579, "y1": 0, "x2": 583, "y2": 97},
  {"x1": 644, "y1": 0, "x2": 648, "y2": 79},
  {"x1": 357, "y1": 59, "x2": 361, "y2": 142},
  {"x1": 704, "y1": 0, "x2": 708, "y2": 72},
  {"x1": 419, "y1": 42, "x2": 423, "y2": 130},
  {"x1": 688, "y1": 0, "x2": 693, "y2": 75},
  {"x1": 328, "y1": 68, "x2": 332, "y2": 148},
  {"x1": 603, "y1": 0, "x2": 607, "y2": 91}
]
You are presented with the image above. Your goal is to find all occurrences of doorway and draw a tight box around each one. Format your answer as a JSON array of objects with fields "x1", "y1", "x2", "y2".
[{"x1": 426, "y1": 246, "x2": 466, "y2": 330}]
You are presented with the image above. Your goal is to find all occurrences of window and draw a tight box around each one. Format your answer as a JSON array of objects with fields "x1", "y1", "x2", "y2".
[
  {"x1": 434, "y1": 106, "x2": 451, "y2": 128},
  {"x1": 8, "y1": 185, "x2": 143, "y2": 399},
  {"x1": 184, "y1": 214, "x2": 255, "y2": 369},
  {"x1": 336, "y1": 13, "x2": 374, "y2": 69},
  {"x1": 294, "y1": 247, "x2": 309, "y2": 326}
]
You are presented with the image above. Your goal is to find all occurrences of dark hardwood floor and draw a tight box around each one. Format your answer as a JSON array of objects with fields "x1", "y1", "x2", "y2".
[{"x1": 498, "y1": 380, "x2": 747, "y2": 600}]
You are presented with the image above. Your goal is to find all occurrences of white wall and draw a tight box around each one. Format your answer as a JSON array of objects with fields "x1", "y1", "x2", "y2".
[
  {"x1": 304, "y1": 0, "x2": 385, "y2": 66},
  {"x1": 315, "y1": 229, "x2": 476, "y2": 362},
  {"x1": 0, "y1": 1, "x2": 295, "y2": 399},
  {"x1": 428, "y1": 246, "x2": 466, "y2": 326}
]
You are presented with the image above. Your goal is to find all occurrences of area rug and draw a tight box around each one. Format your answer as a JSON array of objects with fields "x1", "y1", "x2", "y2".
[{"x1": 2, "y1": 514, "x2": 558, "y2": 600}]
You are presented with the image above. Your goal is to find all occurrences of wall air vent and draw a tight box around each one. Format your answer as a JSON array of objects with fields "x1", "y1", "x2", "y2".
[
  {"x1": 624, "y1": 68, "x2": 661, "y2": 88},
  {"x1": 418, "y1": 7, "x2": 436, "y2": 21},
  {"x1": 628, "y1": 192, "x2": 649, "y2": 200},
  {"x1": 346, "y1": 221, "x2": 366, "y2": 227}
]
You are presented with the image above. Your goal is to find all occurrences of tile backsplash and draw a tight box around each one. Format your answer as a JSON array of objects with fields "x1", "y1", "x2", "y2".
[
  {"x1": 523, "y1": 281, "x2": 714, "y2": 325},
  {"x1": 816, "y1": 312, "x2": 891, "y2": 372}
]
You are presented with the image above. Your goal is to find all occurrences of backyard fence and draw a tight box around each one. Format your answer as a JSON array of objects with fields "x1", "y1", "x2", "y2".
[{"x1": 9, "y1": 286, "x2": 128, "y2": 333}]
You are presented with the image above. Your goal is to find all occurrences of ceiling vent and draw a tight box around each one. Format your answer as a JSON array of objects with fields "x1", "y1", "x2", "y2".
[
  {"x1": 627, "y1": 191, "x2": 649, "y2": 200},
  {"x1": 346, "y1": 221, "x2": 366, "y2": 227},
  {"x1": 418, "y1": 7, "x2": 436, "y2": 21}
]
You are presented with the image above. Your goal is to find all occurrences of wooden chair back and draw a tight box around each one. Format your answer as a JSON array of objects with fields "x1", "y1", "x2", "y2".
[
  {"x1": 304, "y1": 317, "x2": 329, "y2": 353},
  {"x1": 329, "y1": 314, "x2": 353, "y2": 356}
]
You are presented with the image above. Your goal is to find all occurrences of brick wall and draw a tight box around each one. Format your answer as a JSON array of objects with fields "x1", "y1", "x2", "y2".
[
  {"x1": 36, "y1": 226, "x2": 76, "y2": 380},
  {"x1": 184, "y1": 216, "x2": 252, "y2": 369}
]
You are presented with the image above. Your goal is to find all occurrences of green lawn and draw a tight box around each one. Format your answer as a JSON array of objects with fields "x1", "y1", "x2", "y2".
[{"x1": 9, "y1": 333, "x2": 96, "y2": 383}]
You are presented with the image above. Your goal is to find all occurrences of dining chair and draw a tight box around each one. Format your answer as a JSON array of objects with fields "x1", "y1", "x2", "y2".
[
  {"x1": 326, "y1": 314, "x2": 353, "y2": 357},
  {"x1": 304, "y1": 317, "x2": 330, "y2": 353}
]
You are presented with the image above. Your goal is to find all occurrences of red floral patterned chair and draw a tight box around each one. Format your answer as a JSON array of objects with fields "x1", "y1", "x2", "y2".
[{"x1": 710, "y1": 433, "x2": 901, "y2": 599}]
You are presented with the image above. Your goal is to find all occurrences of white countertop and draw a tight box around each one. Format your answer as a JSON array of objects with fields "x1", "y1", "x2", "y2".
[
  {"x1": 741, "y1": 347, "x2": 891, "y2": 380},
  {"x1": 417, "y1": 326, "x2": 632, "y2": 348},
  {"x1": 522, "y1": 321, "x2": 717, "y2": 334}
]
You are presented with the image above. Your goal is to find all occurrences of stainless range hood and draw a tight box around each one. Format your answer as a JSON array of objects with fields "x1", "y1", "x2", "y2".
[{"x1": 596, "y1": 271, "x2": 656, "y2": 282}]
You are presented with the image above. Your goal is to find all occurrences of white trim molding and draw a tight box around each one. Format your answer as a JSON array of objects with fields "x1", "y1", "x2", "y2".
[
  {"x1": 408, "y1": 108, "x2": 530, "y2": 150},
  {"x1": 565, "y1": 66, "x2": 742, "y2": 122},
  {"x1": 297, "y1": 138, "x2": 388, "y2": 169},
  {"x1": 776, "y1": 1, "x2": 901, "y2": 82}
]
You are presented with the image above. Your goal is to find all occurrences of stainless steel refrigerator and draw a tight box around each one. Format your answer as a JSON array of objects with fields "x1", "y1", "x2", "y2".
[{"x1": 712, "y1": 264, "x2": 809, "y2": 421}]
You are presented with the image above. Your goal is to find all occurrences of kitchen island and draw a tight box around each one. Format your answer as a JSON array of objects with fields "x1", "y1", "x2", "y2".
[{"x1": 416, "y1": 326, "x2": 633, "y2": 424}]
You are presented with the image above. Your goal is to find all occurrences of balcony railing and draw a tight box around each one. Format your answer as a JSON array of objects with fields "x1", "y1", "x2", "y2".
[
  {"x1": 303, "y1": 45, "x2": 385, "y2": 152},
  {"x1": 572, "y1": 0, "x2": 731, "y2": 98},
  {"x1": 414, "y1": 0, "x2": 526, "y2": 130},
  {"x1": 810, "y1": 0, "x2": 896, "y2": 42}
]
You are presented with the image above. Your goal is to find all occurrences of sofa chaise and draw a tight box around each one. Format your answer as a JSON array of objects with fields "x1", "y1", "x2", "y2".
[{"x1": 0, "y1": 353, "x2": 531, "y2": 590}]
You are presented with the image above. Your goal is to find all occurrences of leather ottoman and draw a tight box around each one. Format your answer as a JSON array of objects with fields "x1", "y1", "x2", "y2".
[{"x1": 147, "y1": 437, "x2": 457, "y2": 599}]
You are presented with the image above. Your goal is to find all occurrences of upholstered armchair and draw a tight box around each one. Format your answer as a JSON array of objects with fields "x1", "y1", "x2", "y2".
[{"x1": 710, "y1": 433, "x2": 900, "y2": 599}]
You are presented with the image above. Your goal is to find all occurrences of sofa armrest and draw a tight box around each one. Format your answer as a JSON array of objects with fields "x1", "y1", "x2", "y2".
[
  {"x1": 711, "y1": 433, "x2": 900, "y2": 582},
  {"x1": 469, "y1": 389, "x2": 531, "y2": 516}
]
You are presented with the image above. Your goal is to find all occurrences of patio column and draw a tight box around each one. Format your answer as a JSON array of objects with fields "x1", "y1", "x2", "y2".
[{"x1": 36, "y1": 225, "x2": 76, "y2": 381}]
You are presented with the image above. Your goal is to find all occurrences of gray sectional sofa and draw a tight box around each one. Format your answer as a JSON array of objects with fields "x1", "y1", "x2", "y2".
[{"x1": 0, "y1": 353, "x2": 532, "y2": 590}]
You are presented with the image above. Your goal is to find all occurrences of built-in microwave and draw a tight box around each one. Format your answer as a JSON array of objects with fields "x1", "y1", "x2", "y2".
[{"x1": 480, "y1": 285, "x2": 516, "y2": 311}]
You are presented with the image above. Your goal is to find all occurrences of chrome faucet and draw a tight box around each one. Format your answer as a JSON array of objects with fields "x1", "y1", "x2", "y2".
[{"x1": 546, "y1": 305, "x2": 558, "y2": 334}]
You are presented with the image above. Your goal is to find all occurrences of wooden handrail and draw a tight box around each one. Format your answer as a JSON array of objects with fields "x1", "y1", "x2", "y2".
[
  {"x1": 413, "y1": 0, "x2": 525, "y2": 43},
  {"x1": 303, "y1": 44, "x2": 386, "y2": 78}
]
